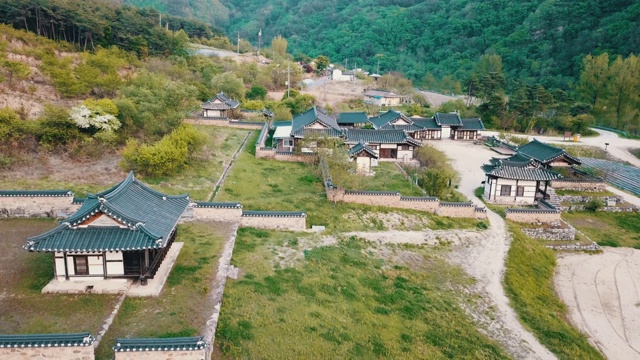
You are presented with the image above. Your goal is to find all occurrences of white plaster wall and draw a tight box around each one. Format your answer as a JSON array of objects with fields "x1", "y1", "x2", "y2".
[
  {"x1": 380, "y1": 143, "x2": 396, "y2": 149},
  {"x1": 88, "y1": 255, "x2": 103, "y2": 276},
  {"x1": 397, "y1": 149, "x2": 414, "y2": 160},
  {"x1": 441, "y1": 127, "x2": 451, "y2": 139},
  {"x1": 356, "y1": 157, "x2": 370, "y2": 172}
]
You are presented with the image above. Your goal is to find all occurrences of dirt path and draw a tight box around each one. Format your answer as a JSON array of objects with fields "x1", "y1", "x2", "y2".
[
  {"x1": 430, "y1": 140, "x2": 556, "y2": 359},
  {"x1": 555, "y1": 247, "x2": 640, "y2": 359}
]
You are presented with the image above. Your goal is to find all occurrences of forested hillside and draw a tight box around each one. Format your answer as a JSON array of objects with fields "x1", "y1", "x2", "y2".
[{"x1": 130, "y1": 0, "x2": 639, "y2": 90}]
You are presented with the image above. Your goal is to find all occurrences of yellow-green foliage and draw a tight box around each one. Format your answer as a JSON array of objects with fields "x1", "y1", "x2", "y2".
[
  {"x1": 121, "y1": 124, "x2": 206, "y2": 177},
  {"x1": 217, "y1": 230, "x2": 508, "y2": 359},
  {"x1": 504, "y1": 225, "x2": 604, "y2": 359}
]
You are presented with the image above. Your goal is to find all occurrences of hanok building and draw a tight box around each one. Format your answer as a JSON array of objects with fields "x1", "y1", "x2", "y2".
[
  {"x1": 514, "y1": 138, "x2": 581, "y2": 169},
  {"x1": 345, "y1": 129, "x2": 421, "y2": 161},
  {"x1": 348, "y1": 141, "x2": 379, "y2": 174},
  {"x1": 25, "y1": 172, "x2": 189, "y2": 283},
  {"x1": 336, "y1": 111, "x2": 369, "y2": 128},
  {"x1": 200, "y1": 92, "x2": 239, "y2": 119},
  {"x1": 482, "y1": 157, "x2": 562, "y2": 204},
  {"x1": 452, "y1": 118, "x2": 485, "y2": 140},
  {"x1": 368, "y1": 109, "x2": 434, "y2": 141},
  {"x1": 363, "y1": 89, "x2": 404, "y2": 106},
  {"x1": 273, "y1": 107, "x2": 343, "y2": 152}
]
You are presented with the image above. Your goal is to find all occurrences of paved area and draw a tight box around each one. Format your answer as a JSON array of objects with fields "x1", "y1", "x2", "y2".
[
  {"x1": 556, "y1": 247, "x2": 640, "y2": 360},
  {"x1": 128, "y1": 242, "x2": 184, "y2": 297},
  {"x1": 42, "y1": 278, "x2": 131, "y2": 294},
  {"x1": 430, "y1": 139, "x2": 556, "y2": 359}
]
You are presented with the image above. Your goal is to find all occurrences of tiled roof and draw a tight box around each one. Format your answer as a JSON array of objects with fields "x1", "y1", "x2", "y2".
[
  {"x1": 348, "y1": 142, "x2": 379, "y2": 159},
  {"x1": 412, "y1": 117, "x2": 441, "y2": 129},
  {"x1": 434, "y1": 112, "x2": 463, "y2": 126},
  {"x1": 516, "y1": 139, "x2": 581, "y2": 165},
  {"x1": 344, "y1": 190, "x2": 399, "y2": 196},
  {"x1": 345, "y1": 129, "x2": 421, "y2": 146},
  {"x1": 242, "y1": 210, "x2": 306, "y2": 217},
  {"x1": 201, "y1": 92, "x2": 239, "y2": 110},
  {"x1": 291, "y1": 107, "x2": 342, "y2": 137},
  {"x1": 460, "y1": 118, "x2": 485, "y2": 131},
  {"x1": 194, "y1": 202, "x2": 242, "y2": 208},
  {"x1": 0, "y1": 190, "x2": 72, "y2": 197},
  {"x1": 272, "y1": 120, "x2": 292, "y2": 127},
  {"x1": 0, "y1": 333, "x2": 94, "y2": 348},
  {"x1": 26, "y1": 172, "x2": 190, "y2": 253},
  {"x1": 72, "y1": 197, "x2": 86, "y2": 205},
  {"x1": 368, "y1": 109, "x2": 406, "y2": 129},
  {"x1": 337, "y1": 112, "x2": 368, "y2": 125},
  {"x1": 499, "y1": 153, "x2": 532, "y2": 164},
  {"x1": 113, "y1": 336, "x2": 206, "y2": 352},
  {"x1": 482, "y1": 161, "x2": 562, "y2": 181},
  {"x1": 291, "y1": 127, "x2": 343, "y2": 138},
  {"x1": 364, "y1": 90, "x2": 402, "y2": 98}
]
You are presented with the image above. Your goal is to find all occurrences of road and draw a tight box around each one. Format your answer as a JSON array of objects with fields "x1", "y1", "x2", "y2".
[
  {"x1": 431, "y1": 140, "x2": 557, "y2": 359},
  {"x1": 485, "y1": 128, "x2": 640, "y2": 168}
]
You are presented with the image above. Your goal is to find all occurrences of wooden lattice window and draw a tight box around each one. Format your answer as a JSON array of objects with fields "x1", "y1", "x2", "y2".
[
  {"x1": 500, "y1": 185, "x2": 511, "y2": 196},
  {"x1": 74, "y1": 256, "x2": 89, "y2": 275}
]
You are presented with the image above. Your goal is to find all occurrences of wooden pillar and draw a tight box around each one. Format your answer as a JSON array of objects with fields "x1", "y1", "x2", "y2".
[
  {"x1": 63, "y1": 252, "x2": 69, "y2": 280},
  {"x1": 102, "y1": 251, "x2": 107, "y2": 279},
  {"x1": 514, "y1": 179, "x2": 519, "y2": 202},
  {"x1": 144, "y1": 250, "x2": 150, "y2": 274},
  {"x1": 544, "y1": 181, "x2": 549, "y2": 199}
]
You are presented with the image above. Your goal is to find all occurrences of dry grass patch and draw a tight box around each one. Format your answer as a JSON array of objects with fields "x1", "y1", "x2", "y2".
[{"x1": 0, "y1": 219, "x2": 119, "y2": 334}]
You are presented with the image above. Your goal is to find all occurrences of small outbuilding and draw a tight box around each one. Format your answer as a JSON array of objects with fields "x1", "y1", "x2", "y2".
[
  {"x1": 25, "y1": 172, "x2": 189, "y2": 283},
  {"x1": 200, "y1": 92, "x2": 239, "y2": 119},
  {"x1": 482, "y1": 157, "x2": 561, "y2": 204},
  {"x1": 348, "y1": 142, "x2": 379, "y2": 174}
]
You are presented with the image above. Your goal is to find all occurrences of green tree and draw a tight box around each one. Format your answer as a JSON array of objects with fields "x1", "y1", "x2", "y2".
[
  {"x1": 578, "y1": 54, "x2": 610, "y2": 108},
  {"x1": 315, "y1": 55, "x2": 330, "y2": 71},
  {"x1": 211, "y1": 72, "x2": 245, "y2": 100},
  {"x1": 246, "y1": 85, "x2": 267, "y2": 100},
  {"x1": 271, "y1": 35, "x2": 288, "y2": 58},
  {"x1": 1, "y1": 59, "x2": 30, "y2": 86}
]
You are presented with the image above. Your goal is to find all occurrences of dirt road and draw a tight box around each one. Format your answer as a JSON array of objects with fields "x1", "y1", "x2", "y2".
[
  {"x1": 431, "y1": 140, "x2": 556, "y2": 359},
  {"x1": 555, "y1": 247, "x2": 640, "y2": 360}
]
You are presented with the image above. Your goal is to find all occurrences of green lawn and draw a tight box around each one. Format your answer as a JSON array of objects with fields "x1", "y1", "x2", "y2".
[
  {"x1": 0, "y1": 219, "x2": 119, "y2": 335},
  {"x1": 217, "y1": 135, "x2": 482, "y2": 231},
  {"x1": 563, "y1": 211, "x2": 640, "y2": 248},
  {"x1": 95, "y1": 222, "x2": 232, "y2": 360},
  {"x1": 504, "y1": 224, "x2": 604, "y2": 360},
  {"x1": 216, "y1": 228, "x2": 508, "y2": 359},
  {"x1": 554, "y1": 189, "x2": 614, "y2": 196},
  {"x1": 349, "y1": 162, "x2": 424, "y2": 196}
]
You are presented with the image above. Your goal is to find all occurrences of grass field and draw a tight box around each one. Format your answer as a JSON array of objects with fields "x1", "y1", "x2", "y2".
[
  {"x1": 630, "y1": 148, "x2": 640, "y2": 160},
  {"x1": 339, "y1": 162, "x2": 424, "y2": 196},
  {"x1": 0, "y1": 219, "x2": 119, "y2": 335},
  {"x1": 215, "y1": 228, "x2": 508, "y2": 359},
  {"x1": 563, "y1": 211, "x2": 640, "y2": 248},
  {"x1": 504, "y1": 224, "x2": 604, "y2": 360},
  {"x1": 141, "y1": 126, "x2": 250, "y2": 201},
  {"x1": 94, "y1": 222, "x2": 232, "y2": 360},
  {"x1": 217, "y1": 136, "x2": 482, "y2": 231}
]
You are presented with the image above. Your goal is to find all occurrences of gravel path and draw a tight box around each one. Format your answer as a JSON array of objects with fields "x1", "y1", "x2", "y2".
[{"x1": 430, "y1": 140, "x2": 556, "y2": 359}]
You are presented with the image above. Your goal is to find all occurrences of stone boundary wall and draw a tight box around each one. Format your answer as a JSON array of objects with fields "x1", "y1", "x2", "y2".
[
  {"x1": 551, "y1": 179, "x2": 607, "y2": 191},
  {"x1": 558, "y1": 195, "x2": 622, "y2": 204},
  {"x1": 255, "y1": 147, "x2": 317, "y2": 163},
  {"x1": 325, "y1": 187, "x2": 487, "y2": 219},
  {"x1": 184, "y1": 118, "x2": 265, "y2": 130},
  {"x1": 505, "y1": 209, "x2": 562, "y2": 223},
  {"x1": 0, "y1": 346, "x2": 94, "y2": 359},
  {"x1": 0, "y1": 193, "x2": 79, "y2": 218},
  {"x1": 522, "y1": 220, "x2": 576, "y2": 240},
  {"x1": 191, "y1": 203, "x2": 243, "y2": 222},
  {"x1": 114, "y1": 349, "x2": 206, "y2": 360},
  {"x1": 240, "y1": 213, "x2": 306, "y2": 230},
  {"x1": 546, "y1": 242, "x2": 600, "y2": 251}
]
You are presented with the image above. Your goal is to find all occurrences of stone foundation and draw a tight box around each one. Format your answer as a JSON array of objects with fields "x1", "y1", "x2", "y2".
[
  {"x1": 522, "y1": 221, "x2": 576, "y2": 240},
  {"x1": 240, "y1": 213, "x2": 306, "y2": 231},
  {"x1": 0, "y1": 346, "x2": 94, "y2": 359},
  {"x1": 551, "y1": 180, "x2": 606, "y2": 191},
  {"x1": 505, "y1": 209, "x2": 562, "y2": 224}
]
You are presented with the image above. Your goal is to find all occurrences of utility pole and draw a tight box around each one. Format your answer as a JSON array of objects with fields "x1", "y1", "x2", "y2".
[
  {"x1": 237, "y1": 33, "x2": 240, "y2": 55},
  {"x1": 258, "y1": 29, "x2": 262, "y2": 56},
  {"x1": 287, "y1": 62, "x2": 291, "y2": 98},
  {"x1": 159, "y1": 13, "x2": 162, "y2": 27}
]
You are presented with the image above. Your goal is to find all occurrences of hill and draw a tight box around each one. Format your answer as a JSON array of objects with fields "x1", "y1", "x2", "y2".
[{"x1": 129, "y1": 0, "x2": 640, "y2": 89}]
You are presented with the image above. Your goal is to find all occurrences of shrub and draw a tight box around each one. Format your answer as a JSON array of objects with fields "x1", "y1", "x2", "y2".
[
  {"x1": 120, "y1": 124, "x2": 206, "y2": 177},
  {"x1": 584, "y1": 198, "x2": 604, "y2": 212},
  {"x1": 246, "y1": 85, "x2": 267, "y2": 100}
]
